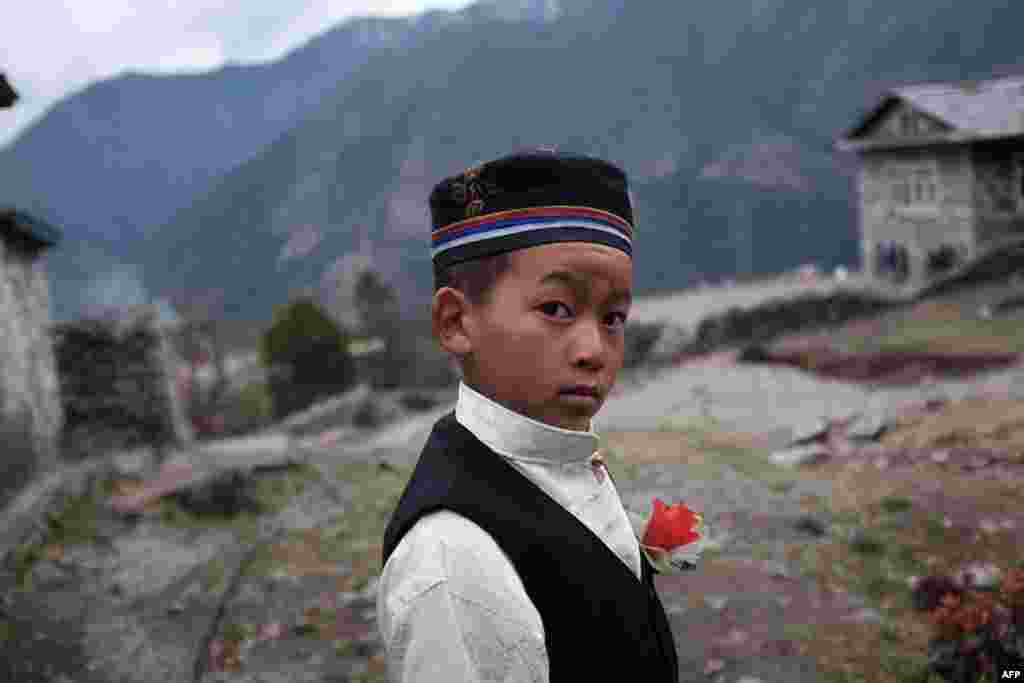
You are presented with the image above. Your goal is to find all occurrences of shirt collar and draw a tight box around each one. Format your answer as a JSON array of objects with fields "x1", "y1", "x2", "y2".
[{"x1": 455, "y1": 381, "x2": 600, "y2": 465}]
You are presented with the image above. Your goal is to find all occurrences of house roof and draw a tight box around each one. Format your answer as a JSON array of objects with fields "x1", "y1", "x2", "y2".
[
  {"x1": 0, "y1": 73, "x2": 16, "y2": 108},
  {"x1": 0, "y1": 208, "x2": 63, "y2": 248},
  {"x1": 839, "y1": 74, "x2": 1024, "y2": 151}
]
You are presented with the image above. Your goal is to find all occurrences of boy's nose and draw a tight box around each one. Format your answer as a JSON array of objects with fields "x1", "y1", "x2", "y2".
[{"x1": 569, "y1": 321, "x2": 608, "y2": 368}]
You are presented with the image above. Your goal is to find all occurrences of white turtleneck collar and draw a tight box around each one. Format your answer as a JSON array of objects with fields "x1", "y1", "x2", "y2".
[{"x1": 454, "y1": 381, "x2": 600, "y2": 465}]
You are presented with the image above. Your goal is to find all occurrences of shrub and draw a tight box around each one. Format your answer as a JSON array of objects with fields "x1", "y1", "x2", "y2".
[
  {"x1": 260, "y1": 297, "x2": 357, "y2": 421},
  {"x1": 912, "y1": 567, "x2": 1024, "y2": 681},
  {"x1": 235, "y1": 381, "x2": 274, "y2": 427}
]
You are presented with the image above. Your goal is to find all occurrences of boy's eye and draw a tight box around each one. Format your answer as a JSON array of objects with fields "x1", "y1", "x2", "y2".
[
  {"x1": 606, "y1": 312, "x2": 628, "y2": 328},
  {"x1": 539, "y1": 302, "x2": 573, "y2": 318}
]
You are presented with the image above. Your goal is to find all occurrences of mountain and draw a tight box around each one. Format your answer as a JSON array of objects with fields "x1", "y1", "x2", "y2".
[
  {"x1": 4, "y1": 0, "x2": 1024, "y2": 323},
  {"x1": 0, "y1": 12, "x2": 452, "y2": 320}
]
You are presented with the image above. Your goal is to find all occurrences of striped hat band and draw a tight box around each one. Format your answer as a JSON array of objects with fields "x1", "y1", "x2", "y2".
[{"x1": 431, "y1": 205, "x2": 633, "y2": 268}]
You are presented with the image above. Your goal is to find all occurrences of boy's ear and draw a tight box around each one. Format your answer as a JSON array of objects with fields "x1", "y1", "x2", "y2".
[{"x1": 432, "y1": 287, "x2": 475, "y2": 357}]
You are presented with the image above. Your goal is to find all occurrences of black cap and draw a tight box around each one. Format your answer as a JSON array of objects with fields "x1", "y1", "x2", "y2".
[{"x1": 429, "y1": 149, "x2": 634, "y2": 270}]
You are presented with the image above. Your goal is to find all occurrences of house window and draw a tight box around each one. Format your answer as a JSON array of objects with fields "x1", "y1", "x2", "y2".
[
  {"x1": 985, "y1": 152, "x2": 1024, "y2": 214},
  {"x1": 891, "y1": 164, "x2": 938, "y2": 205}
]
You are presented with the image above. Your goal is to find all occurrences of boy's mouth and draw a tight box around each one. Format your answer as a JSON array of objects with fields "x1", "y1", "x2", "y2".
[{"x1": 559, "y1": 385, "x2": 601, "y2": 398}]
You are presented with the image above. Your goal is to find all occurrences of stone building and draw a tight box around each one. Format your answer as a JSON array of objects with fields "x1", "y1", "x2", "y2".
[
  {"x1": 1, "y1": 75, "x2": 65, "y2": 485},
  {"x1": 0, "y1": 206, "x2": 65, "y2": 470},
  {"x1": 839, "y1": 74, "x2": 1024, "y2": 287}
]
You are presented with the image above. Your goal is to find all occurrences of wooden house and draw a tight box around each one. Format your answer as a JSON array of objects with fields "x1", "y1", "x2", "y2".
[{"x1": 839, "y1": 75, "x2": 1024, "y2": 287}]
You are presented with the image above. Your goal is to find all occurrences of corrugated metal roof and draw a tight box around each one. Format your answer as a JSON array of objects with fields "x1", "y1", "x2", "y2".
[
  {"x1": 0, "y1": 208, "x2": 63, "y2": 248},
  {"x1": 839, "y1": 74, "x2": 1024, "y2": 150},
  {"x1": 897, "y1": 75, "x2": 1024, "y2": 138}
]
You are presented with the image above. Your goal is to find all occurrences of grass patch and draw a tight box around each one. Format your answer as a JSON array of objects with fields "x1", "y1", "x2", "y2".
[
  {"x1": 603, "y1": 416, "x2": 802, "y2": 489},
  {"x1": 849, "y1": 531, "x2": 886, "y2": 556},
  {"x1": 660, "y1": 415, "x2": 801, "y2": 486},
  {"x1": 159, "y1": 463, "x2": 320, "y2": 535},
  {"x1": 247, "y1": 461, "x2": 410, "y2": 591},
  {"x1": 203, "y1": 556, "x2": 228, "y2": 594},
  {"x1": 844, "y1": 309, "x2": 1024, "y2": 355},
  {"x1": 767, "y1": 479, "x2": 797, "y2": 494},
  {"x1": 879, "y1": 496, "x2": 914, "y2": 514},
  {"x1": 249, "y1": 463, "x2": 321, "y2": 513},
  {"x1": 222, "y1": 621, "x2": 257, "y2": 643},
  {"x1": 13, "y1": 481, "x2": 109, "y2": 589},
  {"x1": 159, "y1": 497, "x2": 261, "y2": 536}
]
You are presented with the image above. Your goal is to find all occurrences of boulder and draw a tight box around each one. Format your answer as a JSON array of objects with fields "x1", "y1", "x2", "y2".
[
  {"x1": 622, "y1": 321, "x2": 666, "y2": 368},
  {"x1": 351, "y1": 391, "x2": 403, "y2": 429},
  {"x1": 769, "y1": 444, "x2": 831, "y2": 468},
  {"x1": 844, "y1": 413, "x2": 889, "y2": 442},
  {"x1": 277, "y1": 383, "x2": 372, "y2": 436},
  {"x1": 645, "y1": 322, "x2": 695, "y2": 364},
  {"x1": 792, "y1": 515, "x2": 828, "y2": 537}
]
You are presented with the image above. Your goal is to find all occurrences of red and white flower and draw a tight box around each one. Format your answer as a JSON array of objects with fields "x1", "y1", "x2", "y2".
[{"x1": 637, "y1": 497, "x2": 707, "y2": 574}]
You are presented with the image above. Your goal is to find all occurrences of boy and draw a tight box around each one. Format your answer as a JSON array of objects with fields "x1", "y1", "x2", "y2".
[{"x1": 377, "y1": 150, "x2": 679, "y2": 682}]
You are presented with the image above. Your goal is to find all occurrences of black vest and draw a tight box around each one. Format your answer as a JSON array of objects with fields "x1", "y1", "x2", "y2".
[{"x1": 382, "y1": 411, "x2": 679, "y2": 682}]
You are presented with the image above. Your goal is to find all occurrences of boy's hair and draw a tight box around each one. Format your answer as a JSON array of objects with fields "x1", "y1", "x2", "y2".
[{"x1": 433, "y1": 252, "x2": 511, "y2": 306}]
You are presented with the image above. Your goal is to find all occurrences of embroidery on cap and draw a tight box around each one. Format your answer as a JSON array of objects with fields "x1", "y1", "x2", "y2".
[{"x1": 452, "y1": 163, "x2": 498, "y2": 218}]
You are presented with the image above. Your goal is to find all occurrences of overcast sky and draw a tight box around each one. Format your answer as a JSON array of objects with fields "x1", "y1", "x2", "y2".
[{"x1": 0, "y1": 1, "x2": 473, "y2": 149}]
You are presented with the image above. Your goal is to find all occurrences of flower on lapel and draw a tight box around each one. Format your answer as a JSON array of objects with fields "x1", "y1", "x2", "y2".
[{"x1": 639, "y1": 498, "x2": 706, "y2": 574}]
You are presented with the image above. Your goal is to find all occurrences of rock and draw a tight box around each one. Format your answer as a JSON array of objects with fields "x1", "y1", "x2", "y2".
[
  {"x1": 277, "y1": 383, "x2": 373, "y2": 436},
  {"x1": 623, "y1": 321, "x2": 668, "y2": 368},
  {"x1": 107, "y1": 446, "x2": 158, "y2": 479},
  {"x1": 842, "y1": 607, "x2": 883, "y2": 624},
  {"x1": 957, "y1": 562, "x2": 1003, "y2": 589},
  {"x1": 769, "y1": 444, "x2": 830, "y2": 468},
  {"x1": 761, "y1": 560, "x2": 790, "y2": 579},
  {"x1": 31, "y1": 560, "x2": 72, "y2": 586},
  {"x1": 793, "y1": 515, "x2": 828, "y2": 537},
  {"x1": 108, "y1": 461, "x2": 197, "y2": 515},
  {"x1": 736, "y1": 344, "x2": 772, "y2": 363},
  {"x1": 789, "y1": 419, "x2": 831, "y2": 445},
  {"x1": 845, "y1": 413, "x2": 888, "y2": 441},
  {"x1": 175, "y1": 470, "x2": 262, "y2": 517},
  {"x1": 704, "y1": 595, "x2": 729, "y2": 610},
  {"x1": 703, "y1": 659, "x2": 726, "y2": 676},
  {"x1": 398, "y1": 391, "x2": 439, "y2": 413},
  {"x1": 645, "y1": 322, "x2": 695, "y2": 364},
  {"x1": 351, "y1": 392, "x2": 402, "y2": 429}
]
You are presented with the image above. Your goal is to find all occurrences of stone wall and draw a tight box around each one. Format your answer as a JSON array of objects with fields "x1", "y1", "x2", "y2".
[
  {"x1": 0, "y1": 232, "x2": 63, "y2": 482},
  {"x1": 858, "y1": 146, "x2": 975, "y2": 286},
  {"x1": 53, "y1": 304, "x2": 193, "y2": 461},
  {"x1": 674, "y1": 289, "x2": 899, "y2": 359}
]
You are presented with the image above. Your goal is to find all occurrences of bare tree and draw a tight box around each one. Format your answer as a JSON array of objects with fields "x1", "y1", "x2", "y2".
[{"x1": 166, "y1": 288, "x2": 230, "y2": 435}]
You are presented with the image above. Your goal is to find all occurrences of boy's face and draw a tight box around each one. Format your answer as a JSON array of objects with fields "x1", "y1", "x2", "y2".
[{"x1": 433, "y1": 242, "x2": 632, "y2": 431}]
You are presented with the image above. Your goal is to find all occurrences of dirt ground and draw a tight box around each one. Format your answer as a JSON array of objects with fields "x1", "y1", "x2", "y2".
[{"x1": 604, "y1": 391, "x2": 1024, "y2": 681}]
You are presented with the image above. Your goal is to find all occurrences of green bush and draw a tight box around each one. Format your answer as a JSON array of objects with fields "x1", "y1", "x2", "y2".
[
  {"x1": 228, "y1": 381, "x2": 274, "y2": 432},
  {"x1": 260, "y1": 297, "x2": 357, "y2": 420}
]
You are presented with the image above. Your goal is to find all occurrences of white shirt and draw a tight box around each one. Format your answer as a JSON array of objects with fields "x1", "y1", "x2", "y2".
[{"x1": 377, "y1": 381, "x2": 643, "y2": 683}]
